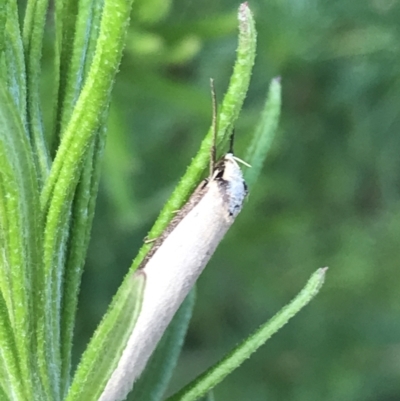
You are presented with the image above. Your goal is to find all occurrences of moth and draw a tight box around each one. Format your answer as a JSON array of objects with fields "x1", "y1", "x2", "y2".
[{"x1": 99, "y1": 81, "x2": 249, "y2": 401}]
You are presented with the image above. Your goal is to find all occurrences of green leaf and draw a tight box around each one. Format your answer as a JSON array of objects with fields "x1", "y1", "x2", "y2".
[
  {"x1": 129, "y1": 289, "x2": 196, "y2": 401},
  {"x1": 52, "y1": 0, "x2": 103, "y2": 153},
  {"x1": 0, "y1": 2, "x2": 27, "y2": 128},
  {"x1": 130, "y1": 2, "x2": 257, "y2": 272},
  {"x1": 244, "y1": 77, "x2": 282, "y2": 188},
  {"x1": 53, "y1": 0, "x2": 107, "y2": 393},
  {"x1": 0, "y1": 2, "x2": 6, "y2": 55},
  {"x1": 0, "y1": 83, "x2": 46, "y2": 400},
  {"x1": 52, "y1": 0, "x2": 80, "y2": 147},
  {"x1": 0, "y1": 289, "x2": 25, "y2": 401},
  {"x1": 4, "y1": 1, "x2": 27, "y2": 124},
  {"x1": 81, "y1": 0, "x2": 104, "y2": 80},
  {"x1": 65, "y1": 272, "x2": 145, "y2": 401},
  {"x1": 0, "y1": 382, "x2": 11, "y2": 401},
  {"x1": 60, "y1": 130, "x2": 105, "y2": 396},
  {"x1": 41, "y1": 0, "x2": 135, "y2": 213},
  {"x1": 39, "y1": 0, "x2": 136, "y2": 387},
  {"x1": 23, "y1": 0, "x2": 51, "y2": 182},
  {"x1": 166, "y1": 268, "x2": 328, "y2": 401}
]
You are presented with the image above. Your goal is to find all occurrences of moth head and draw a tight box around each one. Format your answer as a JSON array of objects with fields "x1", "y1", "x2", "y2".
[
  {"x1": 218, "y1": 153, "x2": 250, "y2": 182},
  {"x1": 214, "y1": 153, "x2": 248, "y2": 216}
]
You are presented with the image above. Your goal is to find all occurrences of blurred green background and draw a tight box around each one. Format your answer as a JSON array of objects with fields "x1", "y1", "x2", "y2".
[{"x1": 46, "y1": 0, "x2": 400, "y2": 400}]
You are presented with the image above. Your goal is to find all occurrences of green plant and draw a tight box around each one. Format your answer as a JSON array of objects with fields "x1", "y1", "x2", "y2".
[{"x1": 0, "y1": 1, "x2": 325, "y2": 401}]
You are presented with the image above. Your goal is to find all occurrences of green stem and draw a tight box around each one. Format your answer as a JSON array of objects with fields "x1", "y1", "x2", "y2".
[{"x1": 166, "y1": 268, "x2": 327, "y2": 401}]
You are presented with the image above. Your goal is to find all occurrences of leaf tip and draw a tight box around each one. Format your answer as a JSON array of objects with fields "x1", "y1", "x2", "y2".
[
  {"x1": 315, "y1": 266, "x2": 328, "y2": 288},
  {"x1": 319, "y1": 266, "x2": 329, "y2": 276},
  {"x1": 238, "y1": 2, "x2": 252, "y2": 25}
]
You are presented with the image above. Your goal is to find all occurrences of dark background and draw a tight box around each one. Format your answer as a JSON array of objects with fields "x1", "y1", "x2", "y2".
[{"x1": 54, "y1": 0, "x2": 400, "y2": 400}]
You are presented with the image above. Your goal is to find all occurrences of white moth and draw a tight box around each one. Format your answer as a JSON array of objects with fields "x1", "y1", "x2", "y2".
[{"x1": 99, "y1": 81, "x2": 248, "y2": 401}]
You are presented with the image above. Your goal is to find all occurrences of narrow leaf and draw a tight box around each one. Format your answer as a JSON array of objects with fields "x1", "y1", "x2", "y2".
[
  {"x1": 52, "y1": 0, "x2": 102, "y2": 151},
  {"x1": 0, "y1": 84, "x2": 45, "y2": 399},
  {"x1": 41, "y1": 0, "x2": 135, "y2": 212},
  {"x1": 244, "y1": 77, "x2": 282, "y2": 188},
  {"x1": 65, "y1": 272, "x2": 145, "y2": 401},
  {"x1": 52, "y1": 0, "x2": 80, "y2": 151},
  {"x1": 129, "y1": 289, "x2": 196, "y2": 401},
  {"x1": 0, "y1": 382, "x2": 11, "y2": 401},
  {"x1": 82, "y1": 0, "x2": 104, "y2": 80},
  {"x1": 3, "y1": 0, "x2": 27, "y2": 124},
  {"x1": 131, "y1": 1, "x2": 257, "y2": 272},
  {"x1": 23, "y1": 0, "x2": 51, "y2": 182},
  {"x1": 40, "y1": 0, "x2": 136, "y2": 386},
  {"x1": 55, "y1": 0, "x2": 107, "y2": 393},
  {"x1": 0, "y1": 289, "x2": 26, "y2": 401},
  {"x1": 60, "y1": 130, "x2": 105, "y2": 396},
  {"x1": 0, "y1": 2, "x2": 5, "y2": 55},
  {"x1": 166, "y1": 268, "x2": 328, "y2": 401}
]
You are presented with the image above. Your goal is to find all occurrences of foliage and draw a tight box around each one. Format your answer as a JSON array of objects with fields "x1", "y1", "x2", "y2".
[
  {"x1": 79, "y1": 1, "x2": 400, "y2": 401},
  {"x1": 0, "y1": 0, "x2": 319, "y2": 400},
  {"x1": 4, "y1": 0, "x2": 397, "y2": 400}
]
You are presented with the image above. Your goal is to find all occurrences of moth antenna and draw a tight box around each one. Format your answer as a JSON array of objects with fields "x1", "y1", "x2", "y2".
[
  {"x1": 210, "y1": 78, "x2": 217, "y2": 178},
  {"x1": 227, "y1": 130, "x2": 251, "y2": 167},
  {"x1": 233, "y1": 155, "x2": 252, "y2": 168}
]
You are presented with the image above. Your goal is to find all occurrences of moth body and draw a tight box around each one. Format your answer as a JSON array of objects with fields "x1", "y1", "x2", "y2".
[{"x1": 99, "y1": 153, "x2": 247, "y2": 401}]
